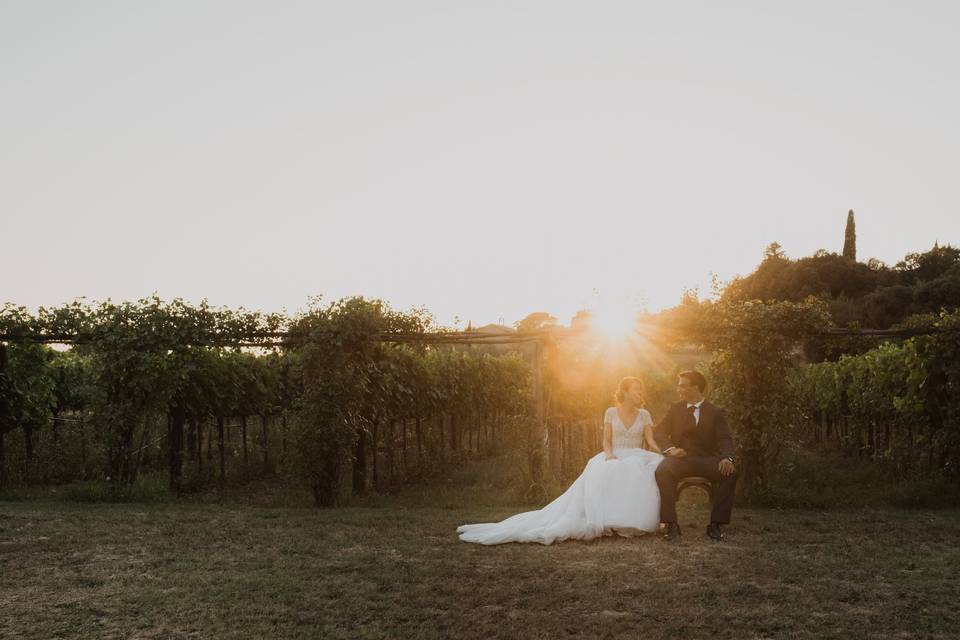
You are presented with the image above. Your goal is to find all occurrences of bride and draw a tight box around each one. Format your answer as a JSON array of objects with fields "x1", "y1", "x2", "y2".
[{"x1": 457, "y1": 376, "x2": 664, "y2": 545}]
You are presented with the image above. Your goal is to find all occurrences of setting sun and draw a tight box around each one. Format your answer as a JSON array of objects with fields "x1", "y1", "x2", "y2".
[{"x1": 591, "y1": 299, "x2": 642, "y2": 341}]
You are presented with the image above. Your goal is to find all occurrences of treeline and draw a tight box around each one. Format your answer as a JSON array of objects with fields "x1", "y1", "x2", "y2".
[
  {"x1": 5, "y1": 232, "x2": 960, "y2": 509},
  {"x1": 688, "y1": 226, "x2": 960, "y2": 503},
  {"x1": 723, "y1": 242, "x2": 960, "y2": 330},
  {"x1": 0, "y1": 297, "x2": 532, "y2": 505}
]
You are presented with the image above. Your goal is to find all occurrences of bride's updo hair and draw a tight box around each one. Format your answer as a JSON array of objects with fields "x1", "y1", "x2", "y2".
[{"x1": 614, "y1": 376, "x2": 645, "y2": 406}]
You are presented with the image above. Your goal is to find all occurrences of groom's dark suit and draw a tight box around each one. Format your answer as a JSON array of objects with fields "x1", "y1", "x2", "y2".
[{"x1": 654, "y1": 401, "x2": 738, "y2": 524}]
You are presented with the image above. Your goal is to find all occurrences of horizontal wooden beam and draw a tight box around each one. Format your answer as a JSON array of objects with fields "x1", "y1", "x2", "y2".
[{"x1": 0, "y1": 324, "x2": 953, "y2": 347}]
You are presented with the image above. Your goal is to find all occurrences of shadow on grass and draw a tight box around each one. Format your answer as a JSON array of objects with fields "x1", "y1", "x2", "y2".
[
  {"x1": 2, "y1": 448, "x2": 959, "y2": 511},
  {"x1": 0, "y1": 476, "x2": 170, "y2": 504},
  {"x1": 747, "y1": 448, "x2": 960, "y2": 509}
]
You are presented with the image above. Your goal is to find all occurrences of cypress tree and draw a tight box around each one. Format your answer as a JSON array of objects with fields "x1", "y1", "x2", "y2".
[{"x1": 842, "y1": 209, "x2": 856, "y2": 261}]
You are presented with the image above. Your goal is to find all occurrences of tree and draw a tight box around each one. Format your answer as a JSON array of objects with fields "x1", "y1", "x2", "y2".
[
  {"x1": 684, "y1": 299, "x2": 831, "y2": 496},
  {"x1": 764, "y1": 242, "x2": 786, "y2": 261},
  {"x1": 570, "y1": 310, "x2": 593, "y2": 331},
  {"x1": 722, "y1": 250, "x2": 887, "y2": 307},
  {"x1": 896, "y1": 243, "x2": 960, "y2": 284},
  {"x1": 514, "y1": 312, "x2": 557, "y2": 333},
  {"x1": 843, "y1": 210, "x2": 857, "y2": 261},
  {"x1": 290, "y1": 297, "x2": 432, "y2": 506},
  {"x1": 0, "y1": 343, "x2": 12, "y2": 487}
]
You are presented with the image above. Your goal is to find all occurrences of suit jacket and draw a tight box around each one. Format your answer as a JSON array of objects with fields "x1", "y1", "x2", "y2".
[{"x1": 654, "y1": 400, "x2": 736, "y2": 459}]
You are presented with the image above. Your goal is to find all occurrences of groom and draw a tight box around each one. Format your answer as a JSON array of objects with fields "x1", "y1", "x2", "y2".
[{"x1": 654, "y1": 371, "x2": 737, "y2": 541}]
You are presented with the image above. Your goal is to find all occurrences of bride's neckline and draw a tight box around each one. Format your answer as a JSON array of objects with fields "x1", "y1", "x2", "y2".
[{"x1": 615, "y1": 407, "x2": 642, "y2": 430}]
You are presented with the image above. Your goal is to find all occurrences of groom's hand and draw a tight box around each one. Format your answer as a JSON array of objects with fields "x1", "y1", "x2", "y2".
[
  {"x1": 668, "y1": 448, "x2": 686, "y2": 458},
  {"x1": 719, "y1": 458, "x2": 735, "y2": 476}
]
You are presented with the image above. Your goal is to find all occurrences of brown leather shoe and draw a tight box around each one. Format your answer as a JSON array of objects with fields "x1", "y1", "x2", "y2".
[
  {"x1": 662, "y1": 522, "x2": 681, "y2": 542},
  {"x1": 706, "y1": 522, "x2": 724, "y2": 541}
]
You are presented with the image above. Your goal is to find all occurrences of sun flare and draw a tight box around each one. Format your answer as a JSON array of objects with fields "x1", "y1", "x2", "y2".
[{"x1": 590, "y1": 299, "x2": 642, "y2": 341}]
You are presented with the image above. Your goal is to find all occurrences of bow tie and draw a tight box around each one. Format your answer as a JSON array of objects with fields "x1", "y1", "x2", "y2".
[{"x1": 687, "y1": 404, "x2": 699, "y2": 410}]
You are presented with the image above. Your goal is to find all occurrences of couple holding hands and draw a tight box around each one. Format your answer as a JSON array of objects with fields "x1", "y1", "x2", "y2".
[{"x1": 457, "y1": 371, "x2": 738, "y2": 545}]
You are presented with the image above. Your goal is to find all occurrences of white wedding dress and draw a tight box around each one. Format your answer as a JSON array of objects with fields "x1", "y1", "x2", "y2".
[{"x1": 457, "y1": 407, "x2": 663, "y2": 545}]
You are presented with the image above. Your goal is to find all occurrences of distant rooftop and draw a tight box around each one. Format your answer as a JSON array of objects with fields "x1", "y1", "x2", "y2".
[{"x1": 471, "y1": 323, "x2": 516, "y2": 335}]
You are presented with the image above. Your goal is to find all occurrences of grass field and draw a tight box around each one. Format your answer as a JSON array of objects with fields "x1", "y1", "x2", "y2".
[{"x1": 3, "y1": 491, "x2": 959, "y2": 640}]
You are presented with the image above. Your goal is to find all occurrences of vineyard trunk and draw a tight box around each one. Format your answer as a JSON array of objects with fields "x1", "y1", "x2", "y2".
[
  {"x1": 372, "y1": 420, "x2": 381, "y2": 492},
  {"x1": 217, "y1": 416, "x2": 225, "y2": 482},
  {"x1": 241, "y1": 416, "x2": 249, "y2": 467},
  {"x1": 23, "y1": 424, "x2": 34, "y2": 482},
  {"x1": 168, "y1": 403, "x2": 185, "y2": 495},
  {"x1": 194, "y1": 418, "x2": 203, "y2": 476},
  {"x1": 401, "y1": 419, "x2": 408, "y2": 474},
  {"x1": 386, "y1": 420, "x2": 395, "y2": 487},
  {"x1": 260, "y1": 414, "x2": 269, "y2": 472},
  {"x1": 0, "y1": 429, "x2": 6, "y2": 488},
  {"x1": 132, "y1": 417, "x2": 151, "y2": 483},
  {"x1": 280, "y1": 415, "x2": 287, "y2": 471},
  {"x1": 206, "y1": 423, "x2": 213, "y2": 464},
  {"x1": 415, "y1": 416, "x2": 423, "y2": 472},
  {"x1": 352, "y1": 428, "x2": 367, "y2": 494}
]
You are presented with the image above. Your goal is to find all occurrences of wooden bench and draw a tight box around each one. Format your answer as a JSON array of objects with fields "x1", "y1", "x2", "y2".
[{"x1": 677, "y1": 476, "x2": 714, "y2": 503}]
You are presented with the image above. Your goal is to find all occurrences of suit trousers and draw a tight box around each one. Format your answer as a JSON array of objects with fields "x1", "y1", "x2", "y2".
[{"x1": 655, "y1": 456, "x2": 738, "y2": 524}]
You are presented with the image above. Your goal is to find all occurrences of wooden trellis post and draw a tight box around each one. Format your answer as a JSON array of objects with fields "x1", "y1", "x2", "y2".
[
  {"x1": 529, "y1": 337, "x2": 546, "y2": 483},
  {"x1": 0, "y1": 342, "x2": 7, "y2": 488}
]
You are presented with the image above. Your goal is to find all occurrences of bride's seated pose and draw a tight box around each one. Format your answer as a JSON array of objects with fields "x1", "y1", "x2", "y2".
[{"x1": 457, "y1": 377, "x2": 663, "y2": 545}]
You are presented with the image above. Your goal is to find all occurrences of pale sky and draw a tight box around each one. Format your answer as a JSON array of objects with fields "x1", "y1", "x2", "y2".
[{"x1": 2, "y1": 1, "x2": 958, "y2": 328}]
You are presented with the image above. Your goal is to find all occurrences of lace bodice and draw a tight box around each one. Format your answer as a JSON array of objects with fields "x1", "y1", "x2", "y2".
[{"x1": 604, "y1": 406, "x2": 652, "y2": 449}]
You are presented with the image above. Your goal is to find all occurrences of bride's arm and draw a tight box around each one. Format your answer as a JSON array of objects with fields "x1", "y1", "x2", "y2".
[
  {"x1": 603, "y1": 421, "x2": 617, "y2": 460},
  {"x1": 643, "y1": 410, "x2": 662, "y2": 454},
  {"x1": 644, "y1": 423, "x2": 662, "y2": 454}
]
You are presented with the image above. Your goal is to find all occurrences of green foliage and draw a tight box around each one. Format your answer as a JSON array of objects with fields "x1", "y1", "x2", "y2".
[
  {"x1": 0, "y1": 342, "x2": 59, "y2": 486},
  {"x1": 63, "y1": 476, "x2": 169, "y2": 503},
  {"x1": 680, "y1": 299, "x2": 831, "y2": 497},
  {"x1": 73, "y1": 299, "x2": 278, "y2": 485},
  {"x1": 862, "y1": 285, "x2": 915, "y2": 329},
  {"x1": 290, "y1": 298, "x2": 426, "y2": 505},
  {"x1": 5, "y1": 298, "x2": 285, "y2": 487},
  {"x1": 655, "y1": 296, "x2": 960, "y2": 505},
  {"x1": 843, "y1": 209, "x2": 856, "y2": 260},
  {"x1": 722, "y1": 241, "x2": 960, "y2": 330},
  {"x1": 287, "y1": 297, "x2": 532, "y2": 506},
  {"x1": 724, "y1": 251, "x2": 887, "y2": 305},
  {"x1": 0, "y1": 296, "x2": 535, "y2": 506},
  {"x1": 4, "y1": 255, "x2": 957, "y2": 511},
  {"x1": 514, "y1": 312, "x2": 557, "y2": 332},
  {"x1": 788, "y1": 309, "x2": 960, "y2": 486},
  {"x1": 896, "y1": 243, "x2": 960, "y2": 284},
  {"x1": 3, "y1": 344, "x2": 57, "y2": 431}
]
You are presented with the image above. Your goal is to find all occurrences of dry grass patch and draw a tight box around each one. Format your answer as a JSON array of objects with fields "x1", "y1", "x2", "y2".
[{"x1": 2, "y1": 501, "x2": 959, "y2": 639}]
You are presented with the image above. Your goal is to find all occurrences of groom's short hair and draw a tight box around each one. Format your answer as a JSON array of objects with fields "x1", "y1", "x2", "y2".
[{"x1": 679, "y1": 370, "x2": 707, "y2": 393}]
